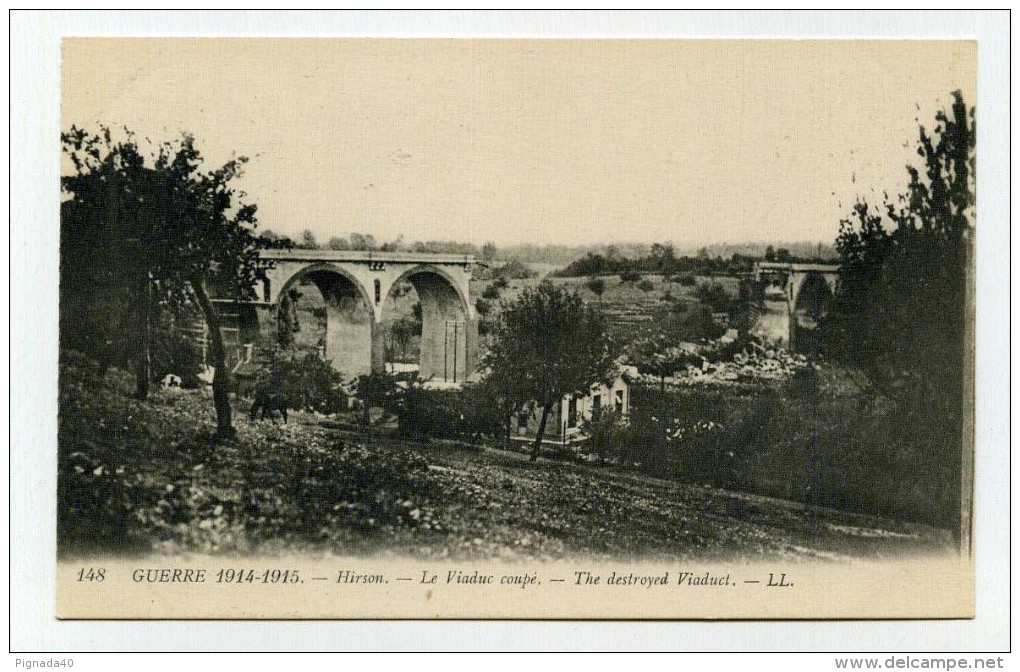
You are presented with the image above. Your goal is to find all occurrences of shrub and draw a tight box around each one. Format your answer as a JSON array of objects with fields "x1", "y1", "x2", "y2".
[
  {"x1": 151, "y1": 328, "x2": 204, "y2": 388},
  {"x1": 481, "y1": 284, "x2": 501, "y2": 300},
  {"x1": 695, "y1": 282, "x2": 732, "y2": 312},
  {"x1": 623, "y1": 379, "x2": 959, "y2": 527},
  {"x1": 255, "y1": 352, "x2": 348, "y2": 414},
  {"x1": 398, "y1": 384, "x2": 502, "y2": 442},
  {"x1": 475, "y1": 298, "x2": 493, "y2": 317},
  {"x1": 58, "y1": 448, "x2": 137, "y2": 549},
  {"x1": 677, "y1": 274, "x2": 697, "y2": 287},
  {"x1": 619, "y1": 269, "x2": 642, "y2": 283}
]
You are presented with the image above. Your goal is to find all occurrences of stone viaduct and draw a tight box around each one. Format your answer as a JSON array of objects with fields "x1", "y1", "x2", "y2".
[
  {"x1": 752, "y1": 261, "x2": 840, "y2": 351},
  {"x1": 218, "y1": 250, "x2": 479, "y2": 383}
]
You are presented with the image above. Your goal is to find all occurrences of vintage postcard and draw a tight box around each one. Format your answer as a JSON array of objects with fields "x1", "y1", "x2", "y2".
[{"x1": 56, "y1": 38, "x2": 976, "y2": 619}]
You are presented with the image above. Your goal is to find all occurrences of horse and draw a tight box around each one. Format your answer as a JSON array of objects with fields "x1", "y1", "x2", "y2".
[{"x1": 249, "y1": 391, "x2": 289, "y2": 424}]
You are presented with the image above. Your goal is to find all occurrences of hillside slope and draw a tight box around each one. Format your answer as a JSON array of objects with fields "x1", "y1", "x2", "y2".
[{"x1": 58, "y1": 353, "x2": 953, "y2": 561}]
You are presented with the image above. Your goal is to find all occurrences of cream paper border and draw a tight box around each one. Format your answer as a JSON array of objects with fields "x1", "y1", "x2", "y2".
[
  {"x1": 13, "y1": 10, "x2": 1009, "y2": 651},
  {"x1": 55, "y1": 37, "x2": 976, "y2": 622},
  {"x1": 57, "y1": 555, "x2": 974, "y2": 620}
]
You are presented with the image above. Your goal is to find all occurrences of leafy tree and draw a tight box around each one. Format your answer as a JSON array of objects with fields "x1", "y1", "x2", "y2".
[
  {"x1": 389, "y1": 315, "x2": 420, "y2": 363},
  {"x1": 649, "y1": 242, "x2": 675, "y2": 271},
  {"x1": 585, "y1": 276, "x2": 606, "y2": 301},
  {"x1": 481, "y1": 283, "x2": 501, "y2": 300},
  {"x1": 61, "y1": 125, "x2": 279, "y2": 438},
  {"x1": 484, "y1": 282, "x2": 615, "y2": 461},
  {"x1": 327, "y1": 236, "x2": 349, "y2": 250},
  {"x1": 296, "y1": 229, "x2": 319, "y2": 249},
  {"x1": 764, "y1": 245, "x2": 776, "y2": 262},
  {"x1": 633, "y1": 345, "x2": 689, "y2": 391},
  {"x1": 821, "y1": 92, "x2": 974, "y2": 530},
  {"x1": 349, "y1": 233, "x2": 377, "y2": 251},
  {"x1": 481, "y1": 241, "x2": 498, "y2": 261},
  {"x1": 637, "y1": 278, "x2": 654, "y2": 293}
]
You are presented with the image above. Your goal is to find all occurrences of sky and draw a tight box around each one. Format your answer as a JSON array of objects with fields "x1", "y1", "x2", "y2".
[{"x1": 62, "y1": 39, "x2": 975, "y2": 248}]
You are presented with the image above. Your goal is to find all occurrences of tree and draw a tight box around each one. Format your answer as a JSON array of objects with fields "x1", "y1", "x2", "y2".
[
  {"x1": 628, "y1": 338, "x2": 693, "y2": 391},
  {"x1": 649, "y1": 242, "x2": 675, "y2": 271},
  {"x1": 389, "y1": 315, "x2": 419, "y2": 362},
  {"x1": 481, "y1": 241, "x2": 498, "y2": 261},
  {"x1": 821, "y1": 91, "x2": 973, "y2": 530},
  {"x1": 61, "y1": 125, "x2": 279, "y2": 438},
  {"x1": 327, "y1": 236, "x2": 350, "y2": 250},
  {"x1": 349, "y1": 233, "x2": 377, "y2": 251},
  {"x1": 585, "y1": 276, "x2": 606, "y2": 302},
  {"x1": 637, "y1": 278, "x2": 654, "y2": 293},
  {"x1": 484, "y1": 282, "x2": 615, "y2": 461},
  {"x1": 296, "y1": 229, "x2": 319, "y2": 249}
]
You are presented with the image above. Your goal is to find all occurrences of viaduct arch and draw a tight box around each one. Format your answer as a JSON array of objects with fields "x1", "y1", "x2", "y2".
[
  {"x1": 223, "y1": 250, "x2": 478, "y2": 382},
  {"x1": 752, "y1": 262, "x2": 840, "y2": 352}
]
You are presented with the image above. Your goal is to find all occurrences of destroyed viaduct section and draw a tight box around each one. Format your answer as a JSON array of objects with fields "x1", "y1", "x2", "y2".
[
  {"x1": 217, "y1": 250, "x2": 479, "y2": 382},
  {"x1": 752, "y1": 262, "x2": 841, "y2": 351}
]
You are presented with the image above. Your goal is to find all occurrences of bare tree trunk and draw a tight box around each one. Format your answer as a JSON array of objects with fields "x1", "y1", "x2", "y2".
[
  {"x1": 530, "y1": 401, "x2": 552, "y2": 462},
  {"x1": 505, "y1": 410, "x2": 512, "y2": 450},
  {"x1": 133, "y1": 276, "x2": 151, "y2": 399},
  {"x1": 191, "y1": 277, "x2": 235, "y2": 439}
]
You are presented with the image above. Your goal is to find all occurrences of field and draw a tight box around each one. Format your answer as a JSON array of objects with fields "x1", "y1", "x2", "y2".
[
  {"x1": 473, "y1": 271, "x2": 740, "y2": 344},
  {"x1": 59, "y1": 352, "x2": 952, "y2": 560}
]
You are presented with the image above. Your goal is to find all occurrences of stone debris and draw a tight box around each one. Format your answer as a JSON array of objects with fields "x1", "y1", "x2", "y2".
[{"x1": 635, "y1": 338, "x2": 809, "y2": 387}]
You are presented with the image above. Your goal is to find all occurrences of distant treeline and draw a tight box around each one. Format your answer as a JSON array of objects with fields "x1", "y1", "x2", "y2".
[
  {"x1": 260, "y1": 229, "x2": 836, "y2": 272},
  {"x1": 260, "y1": 229, "x2": 491, "y2": 257},
  {"x1": 552, "y1": 243, "x2": 836, "y2": 278}
]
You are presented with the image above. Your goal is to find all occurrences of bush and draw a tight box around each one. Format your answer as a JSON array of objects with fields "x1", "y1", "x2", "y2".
[
  {"x1": 623, "y1": 379, "x2": 959, "y2": 527},
  {"x1": 481, "y1": 284, "x2": 501, "y2": 300},
  {"x1": 620, "y1": 269, "x2": 642, "y2": 283},
  {"x1": 398, "y1": 384, "x2": 502, "y2": 442},
  {"x1": 695, "y1": 282, "x2": 732, "y2": 312},
  {"x1": 256, "y1": 352, "x2": 348, "y2": 414},
  {"x1": 677, "y1": 274, "x2": 697, "y2": 287},
  {"x1": 585, "y1": 277, "x2": 606, "y2": 298},
  {"x1": 58, "y1": 448, "x2": 137, "y2": 549},
  {"x1": 151, "y1": 328, "x2": 204, "y2": 388}
]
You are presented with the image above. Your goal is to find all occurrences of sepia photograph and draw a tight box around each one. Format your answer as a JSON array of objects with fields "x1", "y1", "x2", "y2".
[{"x1": 51, "y1": 35, "x2": 979, "y2": 620}]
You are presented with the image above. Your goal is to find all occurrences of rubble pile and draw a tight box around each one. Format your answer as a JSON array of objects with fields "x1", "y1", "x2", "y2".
[{"x1": 635, "y1": 342, "x2": 809, "y2": 387}]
